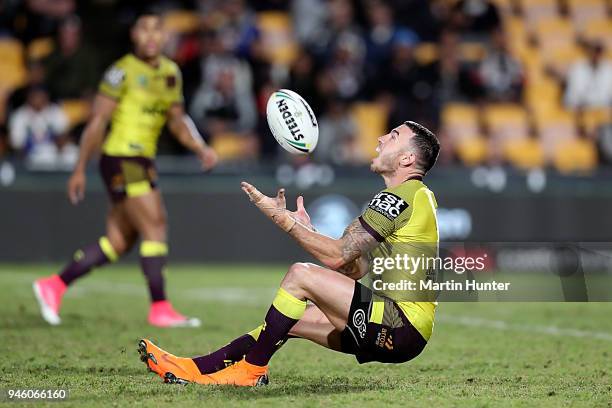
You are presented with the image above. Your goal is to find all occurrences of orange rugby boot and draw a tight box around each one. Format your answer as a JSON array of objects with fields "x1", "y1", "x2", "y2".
[
  {"x1": 138, "y1": 339, "x2": 202, "y2": 384},
  {"x1": 191, "y1": 359, "x2": 269, "y2": 387}
]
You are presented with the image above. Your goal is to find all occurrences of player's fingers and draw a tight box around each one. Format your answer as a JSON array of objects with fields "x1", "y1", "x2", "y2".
[
  {"x1": 68, "y1": 187, "x2": 76, "y2": 205},
  {"x1": 241, "y1": 181, "x2": 263, "y2": 202},
  {"x1": 68, "y1": 181, "x2": 78, "y2": 205},
  {"x1": 278, "y1": 189, "x2": 287, "y2": 208},
  {"x1": 296, "y1": 195, "x2": 305, "y2": 211}
]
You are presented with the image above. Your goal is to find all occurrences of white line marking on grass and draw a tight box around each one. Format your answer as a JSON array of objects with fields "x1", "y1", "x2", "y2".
[{"x1": 437, "y1": 315, "x2": 612, "y2": 342}]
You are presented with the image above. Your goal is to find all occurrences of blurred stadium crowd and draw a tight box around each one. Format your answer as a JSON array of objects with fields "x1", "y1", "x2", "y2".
[{"x1": 0, "y1": 0, "x2": 610, "y2": 174}]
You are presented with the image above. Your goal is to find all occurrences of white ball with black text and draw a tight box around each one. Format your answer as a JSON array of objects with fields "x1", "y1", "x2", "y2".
[{"x1": 266, "y1": 89, "x2": 318, "y2": 155}]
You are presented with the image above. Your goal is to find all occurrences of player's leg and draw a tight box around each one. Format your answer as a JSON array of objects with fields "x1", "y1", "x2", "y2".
[
  {"x1": 122, "y1": 189, "x2": 199, "y2": 327},
  {"x1": 189, "y1": 305, "x2": 334, "y2": 375},
  {"x1": 139, "y1": 304, "x2": 336, "y2": 383},
  {"x1": 166, "y1": 263, "x2": 356, "y2": 385},
  {"x1": 33, "y1": 204, "x2": 137, "y2": 325},
  {"x1": 242, "y1": 262, "x2": 354, "y2": 368},
  {"x1": 288, "y1": 305, "x2": 344, "y2": 350}
]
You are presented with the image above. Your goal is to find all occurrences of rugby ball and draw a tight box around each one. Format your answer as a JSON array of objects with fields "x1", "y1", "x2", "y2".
[{"x1": 266, "y1": 89, "x2": 318, "y2": 155}]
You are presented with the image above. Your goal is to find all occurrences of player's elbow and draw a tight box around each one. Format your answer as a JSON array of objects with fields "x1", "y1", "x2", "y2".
[{"x1": 321, "y1": 256, "x2": 348, "y2": 271}]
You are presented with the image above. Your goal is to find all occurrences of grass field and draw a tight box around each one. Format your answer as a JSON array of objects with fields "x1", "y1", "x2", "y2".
[{"x1": 1, "y1": 264, "x2": 611, "y2": 407}]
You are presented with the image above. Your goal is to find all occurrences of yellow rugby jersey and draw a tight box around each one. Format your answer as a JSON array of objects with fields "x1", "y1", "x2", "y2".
[
  {"x1": 359, "y1": 178, "x2": 439, "y2": 341},
  {"x1": 99, "y1": 54, "x2": 183, "y2": 158}
]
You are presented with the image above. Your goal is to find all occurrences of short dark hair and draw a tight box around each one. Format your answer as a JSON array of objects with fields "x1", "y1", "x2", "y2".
[
  {"x1": 404, "y1": 121, "x2": 440, "y2": 173},
  {"x1": 133, "y1": 7, "x2": 162, "y2": 26}
]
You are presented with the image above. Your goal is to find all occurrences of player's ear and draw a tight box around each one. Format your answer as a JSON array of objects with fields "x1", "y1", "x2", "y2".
[{"x1": 398, "y1": 151, "x2": 416, "y2": 168}]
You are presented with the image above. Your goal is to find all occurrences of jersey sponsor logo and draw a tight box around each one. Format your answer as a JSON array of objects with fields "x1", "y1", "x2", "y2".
[
  {"x1": 141, "y1": 102, "x2": 167, "y2": 116},
  {"x1": 166, "y1": 75, "x2": 176, "y2": 88},
  {"x1": 368, "y1": 192, "x2": 408, "y2": 220},
  {"x1": 104, "y1": 66, "x2": 125, "y2": 88},
  {"x1": 352, "y1": 308, "x2": 367, "y2": 339}
]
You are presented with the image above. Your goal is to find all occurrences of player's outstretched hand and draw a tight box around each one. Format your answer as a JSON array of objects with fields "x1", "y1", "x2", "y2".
[
  {"x1": 68, "y1": 170, "x2": 86, "y2": 205},
  {"x1": 241, "y1": 181, "x2": 295, "y2": 232},
  {"x1": 197, "y1": 146, "x2": 218, "y2": 171},
  {"x1": 290, "y1": 196, "x2": 314, "y2": 230}
]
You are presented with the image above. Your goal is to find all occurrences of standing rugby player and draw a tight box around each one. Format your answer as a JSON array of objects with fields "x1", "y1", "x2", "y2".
[
  {"x1": 139, "y1": 121, "x2": 440, "y2": 385},
  {"x1": 33, "y1": 11, "x2": 217, "y2": 327}
]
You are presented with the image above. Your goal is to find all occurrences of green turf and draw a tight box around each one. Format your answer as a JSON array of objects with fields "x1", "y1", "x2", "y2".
[{"x1": 1, "y1": 264, "x2": 611, "y2": 407}]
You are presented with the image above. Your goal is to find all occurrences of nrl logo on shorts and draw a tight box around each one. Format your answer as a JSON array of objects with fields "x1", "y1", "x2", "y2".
[
  {"x1": 368, "y1": 192, "x2": 408, "y2": 220},
  {"x1": 352, "y1": 309, "x2": 367, "y2": 339}
]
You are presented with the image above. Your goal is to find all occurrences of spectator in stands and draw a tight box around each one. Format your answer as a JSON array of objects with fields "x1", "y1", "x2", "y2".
[
  {"x1": 316, "y1": 98, "x2": 364, "y2": 165},
  {"x1": 189, "y1": 45, "x2": 258, "y2": 160},
  {"x1": 564, "y1": 41, "x2": 612, "y2": 109},
  {"x1": 320, "y1": 31, "x2": 366, "y2": 101},
  {"x1": 213, "y1": 0, "x2": 260, "y2": 59},
  {"x1": 376, "y1": 28, "x2": 421, "y2": 97},
  {"x1": 44, "y1": 15, "x2": 98, "y2": 99},
  {"x1": 478, "y1": 28, "x2": 523, "y2": 102},
  {"x1": 389, "y1": 0, "x2": 445, "y2": 42},
  {"x1": 7, "y1": 60, "x2": 47, "y2": 116},
  {"x1": 364, "y1": 0, "x2": 400, "y2": 73},
  {"x1": 423, "y1": 29, "x2": 480, "y2": 105},
  {"x1": 291, "y1": 0, "x2": 327, "y2": 48},
  {"x1": 449, "y1": 0, "x2": 501, "y2": 42},
  {"x1": 12, "y1": 0, "x2": 75, "y2": 42},
  {"x1": 8, "y1": 85, "x2": 77, "y2": 167},
  {"x1": 308, "y1": 0, "x2": 363, "y2": 60},
  {"x1": 288, "y1": 49, "x2": 321, "y2": 111}
]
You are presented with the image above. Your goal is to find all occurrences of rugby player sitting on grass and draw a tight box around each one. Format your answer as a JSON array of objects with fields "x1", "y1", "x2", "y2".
[{"x1": 139, "y1": 121, "x2": 440, "y2": 386}]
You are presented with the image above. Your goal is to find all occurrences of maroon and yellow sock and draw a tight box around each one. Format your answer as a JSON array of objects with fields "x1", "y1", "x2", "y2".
[
  {"x1": 192, "y1": 325, "x2": 263, "y2": 374},
  {"x1": 139, "y1": 241, "x2": 168, "y2": 302},
  {"x1": 245, "y1": 288, "x2": 306, "y2": 367},
  {"x1": 59, "y1": 237, "x2": 118, "y2": 286}
]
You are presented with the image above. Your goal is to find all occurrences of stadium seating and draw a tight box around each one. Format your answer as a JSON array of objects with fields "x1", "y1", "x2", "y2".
[
  {"x1": 533, "y1": 109, "x2": 577, "y2": 158},
  {"x1": 27, "y1": 37, "x2": 54, "y2": 61},
  {"x1": 351, "y1": 102, "x2": 387, "y2": 160},
  {"x1": 567, "y1": 0, "x2": 608, "y2": 30},
  {"x1": 256, "y1": 12, "x2": 298, "y2": 66},
  {"x1": 210, "y1": 132, "x2": 252, "y2": 161},
  {"x1": 60, "y1": 99, "x2": 91, "y2": 129},
  {"x1": 579, "y1": 108, "x2": 612, "y2": 135},
  {"x1": 0, "y1": 39, "x2": 26, "y2": 93},
  {"x1": 162, "y1": 11, "x2": 201, "y2": 34},
  {"x1": 553, "y1": 137, "x2": 598, "y2": 173},
  {"x1": 483, "y1": 104, "x2": 529, "y2": 142},
  {"x1": 520, "y1": 0, "x2": 560, "y2": 29},
  {"x1": 503, "y1": 136, "x2": 545, "y2": 170}
]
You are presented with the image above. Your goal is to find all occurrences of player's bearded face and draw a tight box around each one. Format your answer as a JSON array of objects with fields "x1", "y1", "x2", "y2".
[
  {"x1": 132, "y1": 16, "x2": 164, "y2": 59},
  {"x1": 371, "y1": 130, "x2": 404, "y2": 175}
]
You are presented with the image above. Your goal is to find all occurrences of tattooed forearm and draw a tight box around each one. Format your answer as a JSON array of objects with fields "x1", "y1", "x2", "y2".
[
  {"x1": 339, "y1": 219, "x2": 378, "y2": 265},
  {"x1": 285, "y1": 217, "x2": 377, "y2": 271}
]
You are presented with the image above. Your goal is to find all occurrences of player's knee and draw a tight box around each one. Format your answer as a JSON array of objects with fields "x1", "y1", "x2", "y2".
[
  {"x1": 105, "y1": 235, "x2": 127, "y2": 257},
  {"x1": 284, "y1": 262, "x2": 316, "y2": 288},
  {"x1": 143, "y1": 214, "x2": 167, "y2": 241}
]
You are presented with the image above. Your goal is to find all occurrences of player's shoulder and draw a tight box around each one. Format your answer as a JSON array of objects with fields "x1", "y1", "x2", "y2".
[
  {"x1": 108, "y1": 54, "x2": 134, "y2": 70},
  {"x1": 100, "y1": 54, "x2": 132, "y2": 92},
  {"x1": 159, "y1": 56, "x2": 181, "y2": 74},
  {"x1": 385, "y1": 178, "x2": 431, "y2": 202}
]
